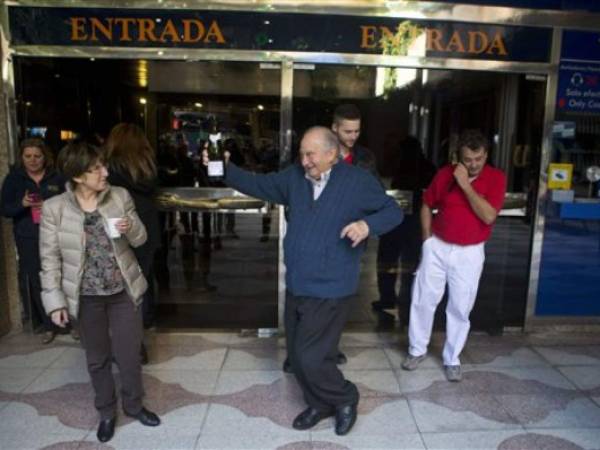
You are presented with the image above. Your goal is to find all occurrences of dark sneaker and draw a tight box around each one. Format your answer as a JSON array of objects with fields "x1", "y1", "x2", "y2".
[
  {"x1": 444, "y1": 365, "x2": 462, "y2": 382},
  {"x1": 401, "y1": 353, "x2": 426, "y2": 371}
]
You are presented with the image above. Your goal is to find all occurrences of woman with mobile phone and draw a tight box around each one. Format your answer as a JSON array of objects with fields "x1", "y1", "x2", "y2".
[{"x1": 0, "y1": 138, "x2": 66, "y2": 343}]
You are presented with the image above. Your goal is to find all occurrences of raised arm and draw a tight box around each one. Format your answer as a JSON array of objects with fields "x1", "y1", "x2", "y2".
[{"x1": 225, "y1": 162, "x2": 291, "y2": 206}]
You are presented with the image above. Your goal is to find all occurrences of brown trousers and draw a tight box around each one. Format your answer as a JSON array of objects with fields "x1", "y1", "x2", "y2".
[{"x1": 79, "y1": 290, "x2": 144, "y2": 420}]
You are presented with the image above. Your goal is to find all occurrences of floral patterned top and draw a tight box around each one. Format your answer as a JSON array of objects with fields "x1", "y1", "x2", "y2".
[{"x1": 80, "y1": 210, "x2": 125, "y2": 296}]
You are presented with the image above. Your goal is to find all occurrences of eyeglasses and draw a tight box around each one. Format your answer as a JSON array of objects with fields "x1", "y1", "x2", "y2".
[{"x1": 86, "y1": 163, "x2": 106, "y2": 174}]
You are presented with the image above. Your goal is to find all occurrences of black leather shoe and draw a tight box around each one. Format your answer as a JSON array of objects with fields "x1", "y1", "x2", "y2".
[
  {"x1": 125, "y1": 407, "x2": 161, "y2": 427},
  {"x1": 292, "y1": 407, "x2": 333, "y2": 430},
  {"x1": 282, "y1": 357, "x2": 293, "y2": 374},
  {"x1": 336, "y1": 352, "x2": 347, "y2": 365},
  {"x1": 335, "y1": 403, "x2": 358, "y2": 436},
  {"x1": 96, "y1": 417, "x2": 116, "y2": 442}
]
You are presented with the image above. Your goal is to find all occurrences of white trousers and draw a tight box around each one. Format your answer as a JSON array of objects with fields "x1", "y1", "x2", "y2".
[{"x1": 408, "y1": 235, "x2": 485, "y2": 366}]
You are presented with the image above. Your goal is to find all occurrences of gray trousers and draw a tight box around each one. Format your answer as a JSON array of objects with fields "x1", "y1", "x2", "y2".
[
  {"x1": 285, "y1": 292, "x2": 359, "y2": 413},
  {"x1": 79, "y1": 290, "x2": 144, "y2": 420}
]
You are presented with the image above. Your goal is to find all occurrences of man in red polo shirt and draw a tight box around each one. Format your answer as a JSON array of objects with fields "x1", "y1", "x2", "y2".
[{"x1": 401, "y1": 129, "x2": 506, "y2": 382}]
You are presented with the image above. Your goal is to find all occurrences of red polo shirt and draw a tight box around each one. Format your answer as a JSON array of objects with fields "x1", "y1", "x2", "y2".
[{"x1": 423, "y1": 164, "x2": 506, "y2": 245}]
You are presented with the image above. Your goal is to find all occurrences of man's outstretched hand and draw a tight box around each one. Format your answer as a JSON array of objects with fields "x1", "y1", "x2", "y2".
[{"x1": 340, "y1": 220, "x2": 369, "y2": 247}]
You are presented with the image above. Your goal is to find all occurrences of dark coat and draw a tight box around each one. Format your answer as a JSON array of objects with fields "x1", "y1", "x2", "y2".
[
  {"x1": 0, "y1": 166, "x2": 65, "y2": 240},
  {"x1": 107, "y1": 168, "x2": 161, "y2": 262}
]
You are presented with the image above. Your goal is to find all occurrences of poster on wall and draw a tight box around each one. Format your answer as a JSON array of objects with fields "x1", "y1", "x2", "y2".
[{"x1": 547, "y1": 163, "x2": 573, "y2": 190}]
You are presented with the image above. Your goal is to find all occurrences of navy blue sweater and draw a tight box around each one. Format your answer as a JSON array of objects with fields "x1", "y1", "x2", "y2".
[{"x1": 226, "y1": 162, "x2": 403, "y2": 298}]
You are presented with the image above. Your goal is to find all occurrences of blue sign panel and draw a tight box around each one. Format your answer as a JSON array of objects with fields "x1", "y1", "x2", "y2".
[
  {"x1": 556, "y1": 63, "x2": 600, "y2": 113},
  {"x1": 556, "y1": 31, "x2": 600, "y2": 114},
  {"x1": 8, "y1": 7, "x2": 552, "y2": 63}
]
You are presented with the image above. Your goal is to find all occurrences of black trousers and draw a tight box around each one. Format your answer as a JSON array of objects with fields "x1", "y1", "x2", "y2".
[
  {"x1": 285, "y1": 292, "x2": 359, "y2": 412},
  {"x1": 79, "y1": 291, "x2": 144, "y2": 420},
  {"x1": 134, "y1": 244, "x2": 156, "y2": 327},
  {"x1": 15, "y1": 237, "x2": 54, "y2": 331},
  {"x1": 376, "y1": 213, "x2": 421, "y2": 306}
]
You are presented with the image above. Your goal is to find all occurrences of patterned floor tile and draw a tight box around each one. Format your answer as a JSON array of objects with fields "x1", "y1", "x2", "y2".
[
  {"x1": 342, "y1": 370, "x2": 401, "y2": 396},
  {"x1": 147, "y1": 347, "x2": 228, "y2": 370},
  {"x1": 0, "y1": 367, "x2": 44, "y2": 393},
  {"x1": 533, "y1": 346, "x2": 600, "y2": 366},
  {"x1": 341, "y1": 348, "x2": 393, "y2": 370},
  {"x1": 462, "y1": 347, "x2": 550, "y2": 368},
  {"x1": 0, "y1": 346, "x2": 67, "y2": 369},
  {"x1": 408, "y1": 396, "x2": 522, "y2": 432},
  {"x1": 213, "y1": 370, "x2": 285, "y2": 395},
  {"x1": 338, "y1": 332, "x2": 390, "y2": 347},
  {"x1": 48, "y1": 346, "x2": 88, "y2": 370},
  {"x1": 200, "y1": 403, "x2": 310, "y2": 440},
  {"x1": 421, "y1": 430, "x2": 531, "y2": 449},
  {"x1": 558, "y1": 365, "x2": 600, "y2": 391},
  {"x1": 309, "y1": 433, "x2": 425, "y2": 450},
  {"x1": 22, "y1": 367, "x2": 90, "y2": 393},
  {"x1": 383, "y1": 347, "x2": 443, "y2": 370},
  {"x1": 197, "y1": 433, "x2": 310, "y2": 450},
  {"x1": 144, "y1": 369, "x2": 220, "y2": 396},
  {"x1": 524, "y1": 427, "x2": 600, "y2": 449},
  {"x1": 497, "y1": 395, "x2": 600, "y2": 429},
  {"x1": 221, "y1": 348, "x2": 287, "y2": 371},
  {"x1": 396, "y1": 368, "x2": 447, "y2": 394},
  {"x1": 460, "y1": 367, "x2": 578, "y2": 393},
  {"x1": 0, "y1": 402, "x2": 90, "y2": 448}
]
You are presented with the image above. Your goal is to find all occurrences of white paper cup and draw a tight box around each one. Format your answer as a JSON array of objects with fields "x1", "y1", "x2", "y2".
[{"x1": 105, "y1": 218, "x2": 122, "y2": 239}]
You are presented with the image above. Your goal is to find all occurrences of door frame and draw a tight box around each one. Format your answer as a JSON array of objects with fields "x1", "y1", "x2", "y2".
[{"x1": 1, "y1": 0, "x2": 583, "y2": 332}]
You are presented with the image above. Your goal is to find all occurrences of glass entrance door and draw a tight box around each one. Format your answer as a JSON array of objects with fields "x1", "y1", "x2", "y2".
[
  {"x1": 152, "y1": 61, "x2": 282, "y2": 329},
  {"x1": 13, "y1": 57, "x2": 282, "y2": 329},
  {"x1": 291, "y1": 64, "x2": 545, "y2": 333}
]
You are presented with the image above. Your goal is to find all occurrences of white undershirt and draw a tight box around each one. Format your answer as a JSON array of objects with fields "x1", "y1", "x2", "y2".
[{"x1": 305, "y1": 169, "x2": 332, "y2": 200}]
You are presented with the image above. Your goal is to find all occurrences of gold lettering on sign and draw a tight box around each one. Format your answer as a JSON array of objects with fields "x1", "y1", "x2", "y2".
[
  {"x1": 361, "y1": 23, "x2": 510, "y2": 57},
  {"x1": 426, "y1": 29, "x2": 444, "y2": 51},
  {"x1": 182, "y1": 19, "x2": 205, "y2": 43},
  {"x1": 138, "y1": 18, "x2": 158, "y2": 42},
  {"x1": 68, "y1": 16, "x2": 227, "y2": 45},
  {"x1": 114, "y1": 18, "x2": 136, "y2": 41},
  {"x1": 205, "y1": 20, "x2": 226, "y2": 43},
  {"x1": 446, "y1": 31, "x2": 465, "y2": 53},
  {"x1": 159, "y1": 19, "x2": 180, "y2": 42},
  {"x1": 487, "y1": 32, "x2": 508, "y2": 55},
  {"x1": 467, "y1": 31, "x2": 488, "y2": 54},
  {"x1": 70, "y1": 17, "x2": 87, "y2": 41},
  {"x1": 90, "y1": 18, "x2": 113, "y2": 41},
  {"x1": 360, "y1": 25, "x2": 378, "y2": 49}
]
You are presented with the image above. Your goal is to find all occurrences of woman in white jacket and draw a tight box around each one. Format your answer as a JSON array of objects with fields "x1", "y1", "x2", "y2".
[{"x1": 39, "y1": 140, "x2": 160, "y2": 443}]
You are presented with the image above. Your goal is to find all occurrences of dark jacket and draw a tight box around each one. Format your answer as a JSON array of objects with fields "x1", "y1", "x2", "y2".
[
  {"x1": 352, "y1": 144, "x2": 378, "y2": 177},
  {"x1": 0, "y1": 166, "x2": 65, "y2": 240},
  {"x1": 226, "y1": 161, "x2": 403, "y2": 298},
  {"x1": 107, "y1": 168, "x2": 161, "y2": 258}
]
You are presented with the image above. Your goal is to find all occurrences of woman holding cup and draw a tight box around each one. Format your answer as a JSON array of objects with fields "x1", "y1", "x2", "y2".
[
  {"x1": 39, "y1": 140, "x2": 160, "y2": 443},
  {"x1": 0, "y1": 138, "x2": 65, "y2": 343}
]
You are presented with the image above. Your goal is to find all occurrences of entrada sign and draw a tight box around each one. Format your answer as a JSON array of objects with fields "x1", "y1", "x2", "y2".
[
  {"x1": 360, "y1": 25, "x2": 508, "y2": 56},
  {"x1": 8, "y1": 7, "x2": 551, "y2": 63},
  {"x1": 69, "y1": 17, "x2": 226, "y2": 44}
]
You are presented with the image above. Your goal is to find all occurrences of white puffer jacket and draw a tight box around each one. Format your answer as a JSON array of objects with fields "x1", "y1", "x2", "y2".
[{"x1": 40, "y1": 184, "x2": 148, "y2": 318}]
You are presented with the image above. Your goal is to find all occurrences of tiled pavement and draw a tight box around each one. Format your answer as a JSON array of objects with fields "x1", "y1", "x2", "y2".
[{"x1": 1, "y1": 330, "x2": 600, "y2": 449}]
